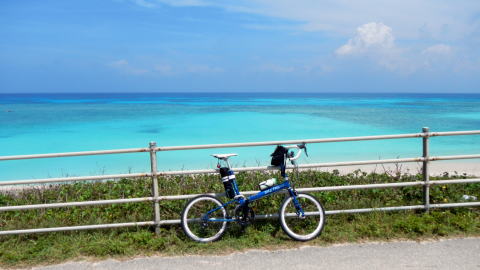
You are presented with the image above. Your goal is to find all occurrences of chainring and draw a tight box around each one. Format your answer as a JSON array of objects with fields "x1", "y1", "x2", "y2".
[{"x1": 234, "y1": 205, "x2": 255, "y2": 227}]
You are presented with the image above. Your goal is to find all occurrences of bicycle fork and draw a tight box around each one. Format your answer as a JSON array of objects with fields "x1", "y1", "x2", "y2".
[{"x1": 288, "y1": 188, "x2": 306, "y2": 218}]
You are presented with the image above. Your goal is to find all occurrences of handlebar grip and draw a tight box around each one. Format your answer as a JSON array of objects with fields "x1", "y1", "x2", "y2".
[{"x1": 296, "y1": 143, "x2": 308, "y2": 157}]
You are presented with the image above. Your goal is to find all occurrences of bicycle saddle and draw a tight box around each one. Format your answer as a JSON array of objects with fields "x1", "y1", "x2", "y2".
[{"x1": 211, "y1": 153, "x2": 238, "y2": 160}]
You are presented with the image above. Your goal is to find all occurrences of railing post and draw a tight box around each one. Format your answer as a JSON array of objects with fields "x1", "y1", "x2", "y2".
[
  {"x1": 422, "y1": 127, "x2": 430, "y2": 212},
  {"x1": 149, "y1": 141, "x2": 161, "y2": 235}
]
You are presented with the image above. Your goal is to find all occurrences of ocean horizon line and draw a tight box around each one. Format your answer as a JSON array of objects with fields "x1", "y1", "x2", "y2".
[{"x1": 1, "y1": 91, "x2": 480, "y2": 95}]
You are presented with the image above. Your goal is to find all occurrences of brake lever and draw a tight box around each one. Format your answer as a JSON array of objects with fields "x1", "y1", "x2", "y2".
[{"x1": 297, "y1": 143, "x2": 308, "y2": 157}]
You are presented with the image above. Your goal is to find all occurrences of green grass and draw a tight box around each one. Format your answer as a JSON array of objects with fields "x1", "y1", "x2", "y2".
[{"x1": 0, "y1": 170, "x2": 479, "y2": 267}]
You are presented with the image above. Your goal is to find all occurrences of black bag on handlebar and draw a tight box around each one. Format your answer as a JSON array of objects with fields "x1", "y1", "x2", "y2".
[{"x1": 270, "y1": 146, "x2": 288, "y2": 166}]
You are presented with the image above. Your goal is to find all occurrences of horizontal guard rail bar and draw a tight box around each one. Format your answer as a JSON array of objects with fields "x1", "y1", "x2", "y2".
[
  {"x1": 0, "y1": 130, "x2": 478, "y2": 161},
  {"x1": 430, "y1": 130, "x2": 480, "y2": 137},
  {"x1": 155, "y1": 133, "x2": 426, "y2": 151},
  {"x1": 160, "y1": 178, "x2": 480, "y2": 200},
  {"x1": 144, "y1": 202, "x2": 480, "y2": 220},
  {"x1": 155, "y1": 130, "x2": 480, "y2": 151},
  {"x1": 0, "y1": 173, "x2": 151, "y2": 186},
  {"x1": 429, "y1": 178, "x2": 480, "y2": 185},
  {"x1": 0, "y1": 133, "x2": 424, "y2": 161},
  {"x1": 0, "y1": 197, "x2": 154, "y2": 212},
  {"x1": 4, "y1": 179, "x2": 479, "y2": 212},
  {"x1": 430, "y1": 154, "x2": 480, "y2": 161},
  {"x1": 0, "y1": 148, "x2": 149, "y2": 161},
  {"x1": 157, "y1": 157, "x2": 425, "y2": 176},
  {"x1": 430, "y1": 202, "x2": 480, "y2": 208},
  {"x1": 158, "y1": 155, "x2": 480, "y2": 176},
  {"x1": 0, "y1": 221, "x2": 155, "y2": 236},
  {"x1": 2, "y1": 155, "x2": 479, "y2": 186},
  {"x1": 2, "y1": 202, "x2": 479, "y2": 235}
]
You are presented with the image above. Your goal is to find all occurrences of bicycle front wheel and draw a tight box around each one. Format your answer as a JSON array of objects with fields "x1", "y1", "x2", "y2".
[
  {"x1": 181, "y1": 195, "x2": 228, "y2": 243},
  {"x1": 279, "y1": 193, "x2": 325, "y2": 241}
]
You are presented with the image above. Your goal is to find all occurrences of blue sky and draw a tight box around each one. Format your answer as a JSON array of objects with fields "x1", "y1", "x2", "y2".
[{"x1": 1, "y1": 0, "x2": 479, "y2": 93}]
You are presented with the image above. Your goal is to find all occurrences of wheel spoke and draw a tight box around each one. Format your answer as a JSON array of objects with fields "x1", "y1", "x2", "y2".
[
  {"x1": 181, "y1": 196, "x2": 227, "y2": 242},
  {"x1": 280, "y1": 193, "x2": 325, "y2": 241}
]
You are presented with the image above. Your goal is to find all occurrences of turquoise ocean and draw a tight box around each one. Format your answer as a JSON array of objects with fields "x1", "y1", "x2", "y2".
[{"x1": 0, "y1": 93, "x2": 479, "y2": 181}]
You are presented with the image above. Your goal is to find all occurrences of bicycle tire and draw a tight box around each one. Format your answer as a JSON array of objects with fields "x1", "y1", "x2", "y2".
[
  {"x1": 279, "y1": 193, "x2": 325, "y2": 241},
  {"x1": 181, "y1": 195, "x2": 228, "y2": 243}
]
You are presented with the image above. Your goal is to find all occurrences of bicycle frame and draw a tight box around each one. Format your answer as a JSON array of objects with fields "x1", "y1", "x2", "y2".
[
  {"x1": 204, "y1": 176, "x2": 305, "y2": 223},
  {"x1": 205, "y1": 145, "x2": 307, "y2": 223}
]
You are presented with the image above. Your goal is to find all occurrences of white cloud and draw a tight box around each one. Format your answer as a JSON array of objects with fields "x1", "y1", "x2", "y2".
[
  {"x1": 156, "y1": 0, "x2": 208, "y2": 7},
  {"x1": 256, "y1": 64, "x2": 295, "y2": 73},
  {"x1": 253, "y1": 62, "x2": 334, "y2": 74},
  {"x1": 186, "y1": 65, "x2": 224, "y2": 73},
  {"x1": 335, "y1": 25, "x2": 464, "y2": 73},
  {"x1": 132, "y1": 0, "x2": 156, "y2": 8},
  {"x1": 130, "y1": 0, "x2": 208, "y2": 8},
  {"x1": 109, "y1": 59, "x2": 128, "y2": 67},
  {"x1": 422, "y1": 44, "x2": 452, "y2": 55},
  {"x1": 334, "y1": 23, "x2": 418, "y2": 73},
  {"x1": 108, "y1": 59, "x2": 149, "y2": 75},
  {"x1": 420, "y1": 44, "x2": 456, "y2": 70},
  {"x1": 154, "y1": 64, "x2": 174, "y2": 75},
  {"x1": 108, "y1": 59, "x2": 224, "y2": 75},
  {"x1": 130, "y1": 0, "x2": 480, "y2": 41},
  {"x1": 335, "y1": 22, "x2": 394, "y2": 56}
]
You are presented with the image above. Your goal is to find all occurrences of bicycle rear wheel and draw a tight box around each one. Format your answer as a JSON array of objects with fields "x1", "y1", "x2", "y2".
[
  {"x1": 279, "y1": 193, "x2": 325, "y2": 241},
  {"x1": 181, "y1": 195, "x2": 228, "y2": 242}
]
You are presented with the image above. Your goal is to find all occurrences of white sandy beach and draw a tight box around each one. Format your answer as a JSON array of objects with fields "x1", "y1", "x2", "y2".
[{"x1": 318, "y1": 161, "x2": 480, "y2": 177}]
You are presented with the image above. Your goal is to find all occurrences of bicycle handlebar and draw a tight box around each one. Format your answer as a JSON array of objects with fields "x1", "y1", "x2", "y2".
[
  {"x1": 290, "y1": 149, "x2": 303, "y2": 161},
  {"x1": 284, "y1": 143, "x2": 308, "y2": 161}
]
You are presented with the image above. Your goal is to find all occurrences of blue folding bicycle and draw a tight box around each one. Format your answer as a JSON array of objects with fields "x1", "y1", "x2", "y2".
[{"x1": 180, "y1": 144, "x2": 325, "y2": 242}]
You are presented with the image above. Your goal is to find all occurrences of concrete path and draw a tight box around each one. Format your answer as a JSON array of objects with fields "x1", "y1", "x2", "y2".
[{"x1": 29, "y1": 237, "x2": 480, "y2": 270}]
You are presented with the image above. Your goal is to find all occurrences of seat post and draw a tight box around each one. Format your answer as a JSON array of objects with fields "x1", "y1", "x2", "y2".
[
  {"x1": 225, "y1": 158, "x2": 231, "y2": 169},
  {"x1": 219, "y1": 157, "x2": 231, "y2": 169}
]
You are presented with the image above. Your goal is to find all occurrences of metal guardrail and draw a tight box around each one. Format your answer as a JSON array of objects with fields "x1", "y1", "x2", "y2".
[{"x1": 0, "y1": 128, "x2": 479, "y2": 236}]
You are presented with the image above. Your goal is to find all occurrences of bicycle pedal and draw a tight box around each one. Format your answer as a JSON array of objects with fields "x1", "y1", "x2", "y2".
[{"x1": 234, "y1": 194, "x2": 245, "y2": 200}]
